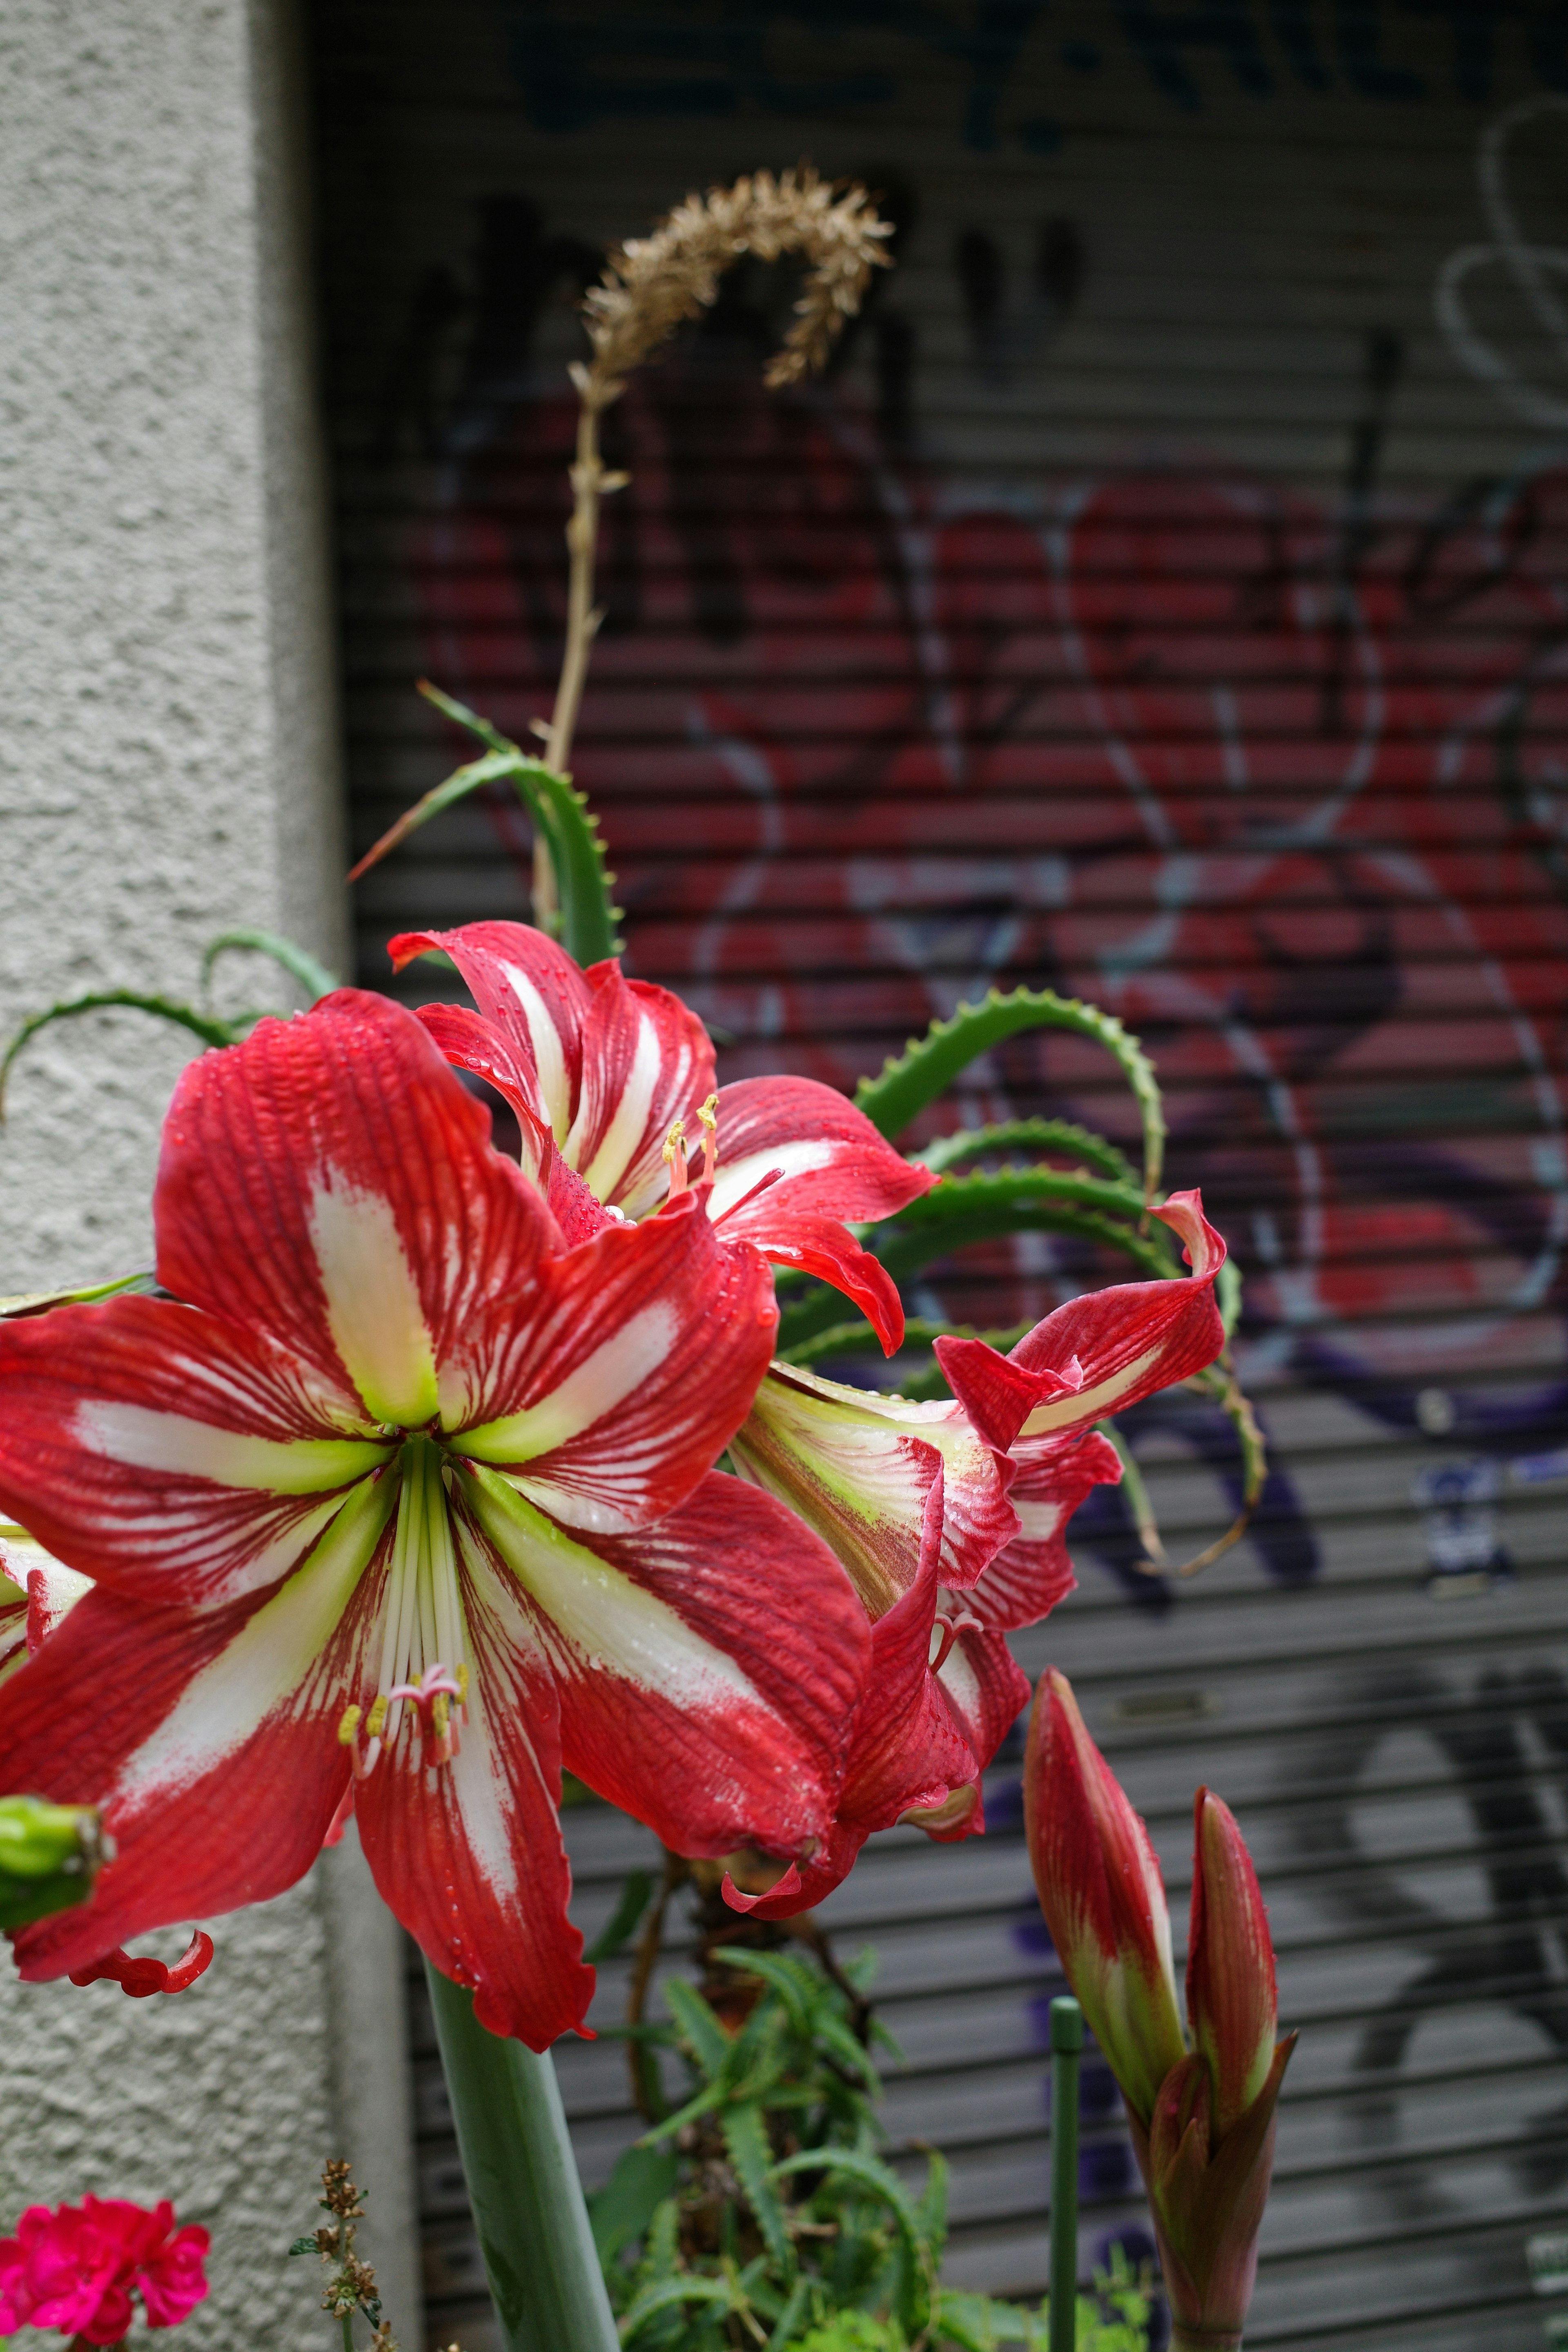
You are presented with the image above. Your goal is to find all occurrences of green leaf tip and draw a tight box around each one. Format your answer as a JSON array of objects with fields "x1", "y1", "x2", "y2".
[
  {"x1": 350, "y1": 681, "x2": 623, "y2": 968},
  {"x1": 0, "y1": 993, "x2": 241, "y2": 1122},
  {"x1": 853, "y1": 987, "x2": 1165, "y2": 1201},
  {"x1": 201, "y1": 929, "x2": 339, "y2": 1007}
]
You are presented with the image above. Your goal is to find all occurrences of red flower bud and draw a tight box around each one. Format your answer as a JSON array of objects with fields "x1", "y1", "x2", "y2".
[
  {"x1": 1187, "y1": 1788, "x2": 1277, "y2": 2143},
  {"x1": 1023, "y1": 1667, "x2": 1186, "y2": 2123}
]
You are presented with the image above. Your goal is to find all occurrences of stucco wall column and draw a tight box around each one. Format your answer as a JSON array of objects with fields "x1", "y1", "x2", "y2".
[{"x1": 0, "y1": 2, "x2": 417, "y2": 2342}]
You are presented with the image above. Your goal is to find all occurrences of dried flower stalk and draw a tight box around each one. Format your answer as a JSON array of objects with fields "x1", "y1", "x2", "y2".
[{"x1": 532, "y1": 167, "x2": 892, "y2": 928}]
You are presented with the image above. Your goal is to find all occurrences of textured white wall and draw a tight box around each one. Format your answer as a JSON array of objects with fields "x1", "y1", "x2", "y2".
[{"x1": 0, "y1": 2, "x2": 416, "y2": 2345}]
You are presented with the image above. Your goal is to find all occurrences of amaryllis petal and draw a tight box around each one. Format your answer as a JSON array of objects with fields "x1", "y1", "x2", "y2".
[
  {"x1": 1, "y1": 1477, "x2": 395, "y2": 1978},
  {"x1": 451, "y1": 1192, "x2": 777, "y2": 1534},
  {"x1": 730, "y1": 1362, "x2": 1017, "y2": 1612},
  {"x1": 465, "y1": 1467, "x2": 868, "y2": 1861},
  {"x1": 935, "y1": 1191, "x2": 1227, "y2": 1452},
  {"x1": 724, "y1": 1471, "x2": 972, "y2": 1919},
  {"x1": 156, "y1": 989, "x2": 565, "y2": 1431},
  {"x1": 355, "y1": 1526, "x2": 592, "y2": 2050},
  {"x1": 964, "y1": 1429, "x2": 1122, "y2": 1631},
  {"x1": 391, "y1": 920, "x2": 593, "y2": 1140},
  {"x1": 413, "y1": 1002, "x2": 557, "y2": 1188},
  {"x1": 934, "y1": 1627, "x2": 1031, "y2": 1795},
  {"x1": 1023, "y1": 1665, "x2": 1187, "y2": 2124},
  {"x1": 725, "y1": 1211, "x2": 910, "y2": 1356},
  {"x1": 0, "y1": 1298, "x2": 391, "y2": 1607},
  {"x1": 706, "y1": 1077, "x2": 935, "y2": 1227},
  {"x1": 562, "y1": 966, "x2": 715, "y2": 1216}
]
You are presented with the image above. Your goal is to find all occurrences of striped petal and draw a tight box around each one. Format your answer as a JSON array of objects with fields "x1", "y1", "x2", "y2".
[
  {"x1": 706, "y1": 1078, "x2": 935, "y2": 1228},
  {"x1": 935, "y1": 1192, "x2": 1227, "y2": 1452},
  {"x1": 390, "y1": 920, "x2": 593, "y2": 1141},
  {"x1": 450, "y1": 1192, "x2": 776, "y2": 1535},
  {"x1": 0, "y1": 1298, "x2": 393, "y2": 1606},
  {"x1": 413, "y1": 1002, "x2": 557, "y2": 1189},
  {"x1": 156, "y1": 991, "x2": 564, "y2": 1434},
  {"x1": 564, "y1": 965, "x2": 715, "y2": 1215},
  {"x1": 723, "y1": 1470, "x2": 973, "y2": 1920},
  {"x1": 356, "y1": 1521, "x2": 593, "y2": 2051},
  {"x1": 965, "y1": 1428, "x2": 1123, "y2": 1631},
  {"x1": 729, "y1": 1362, "x2": 1017, "y2": 1614},
  {"x1": 0, "y1": 1474, "x2": 396, "y2": 1979},
  {"x1": 462, "y1": 1466, "x2": 867, "y2": 1863}
]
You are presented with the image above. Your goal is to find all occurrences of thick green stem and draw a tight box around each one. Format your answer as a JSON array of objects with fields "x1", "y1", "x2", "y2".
[
  {"x1": 1049, "y1": 1996, "x2": 1081, "y2": 2352},
  {"x1": 424, "y1": 1962, "x2": 619, "y2": 2352}
]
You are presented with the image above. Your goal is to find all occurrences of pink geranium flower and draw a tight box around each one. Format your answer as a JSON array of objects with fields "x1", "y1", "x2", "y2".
[{"x1": 0, "y1": 2194, "x2": 208, "y2": 2345}]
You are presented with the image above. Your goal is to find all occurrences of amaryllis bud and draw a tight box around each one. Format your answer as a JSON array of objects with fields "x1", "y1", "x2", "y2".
[
  {"x1": 1023, "y1": 1666, "x2": 1186, "y2": 2123},
  {"x1": 0, "y1": 1795, "x2": 105, "y2": 1931},
  {"x1": 1188, "y1": 1787, "x2": 1277, "y2": 2143}
]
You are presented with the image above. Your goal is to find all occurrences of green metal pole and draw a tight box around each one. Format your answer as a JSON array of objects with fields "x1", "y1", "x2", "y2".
[
  {"x1": 1049, "y1": 1995, "x2": 1082, "y2": 2352},
  {"x1": 424, "y1": 1961, "x2": 619, "y2": 2352}
]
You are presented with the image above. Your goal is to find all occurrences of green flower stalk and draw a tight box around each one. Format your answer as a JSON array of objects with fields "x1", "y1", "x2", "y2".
[{"x1": 0, "y1": 1795, "x2": 104, "y2": 1932}]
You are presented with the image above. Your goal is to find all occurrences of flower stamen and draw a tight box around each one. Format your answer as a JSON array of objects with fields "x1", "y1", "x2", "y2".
[
  {"x1": 697, "y1": 1093, "x2": 719, "y2": 1182},
  {"x1": 662, "y1": 1116, "x2": 689, "y2": 1197}
]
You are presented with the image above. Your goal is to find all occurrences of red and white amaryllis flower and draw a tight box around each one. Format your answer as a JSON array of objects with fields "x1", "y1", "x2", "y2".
[
  {"x1": 0, "y1": 992, "x2": 869, "y2": 2048},
  {"x1": 389, "y1": 921, "x2": 933, "y2": 1350}
]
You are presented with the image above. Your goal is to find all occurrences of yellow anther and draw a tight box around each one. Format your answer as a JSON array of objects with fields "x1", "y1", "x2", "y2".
[
  {"x1": 336, "y1": 1704, "x2": 363, "y2": 1746},
  {"x1": 365, "y1": 1693, "x2": 389, "y2": 1739},
  {"x1": 661, "y1": 1116, "x2": 687, "y2": 1165},
  {"x1": 697, "y1": 1094, "x2": 718, "y2": 1132},
  {"x1": 432, "y1": 1692, "x2": 450, "y2": 1742},
  {"x1": 457, "y1": 1663, "x2": 470, "y2": 1703}
]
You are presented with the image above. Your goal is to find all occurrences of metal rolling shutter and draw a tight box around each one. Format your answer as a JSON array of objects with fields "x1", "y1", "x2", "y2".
[{"x1": 310, "y1": 5, "x2": 1568, "y2": 2345}]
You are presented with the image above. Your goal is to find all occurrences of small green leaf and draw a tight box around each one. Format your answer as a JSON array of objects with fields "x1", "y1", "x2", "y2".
[
  {"x1": 351, "y1": 682, "x2": 623, "y2": 966},
  {"x1": 201, "y1": 929, "x2": 339, "y2": 1007},
  {"x1": 709, "y1": 1944, "x2": 817, "y2": 2034},
  {"x1": 0, "y1": 1269, "x2": 156, "y2": 1320},
  {"x1": 620, "y1": 2274, "x2": 740, "y2": 2339},
  {"x1": 723, "y1": 2100, "x2": 793, "y2": 2269},
  {"x1": 587, "y1": 2143, "x2": 679, "y2": 2263},
  {"x1": 0, "y1": 993, "x2": 240, "y2": 1117},
  {"x1": 287, "y1": 2238, "x2": 321, "y2": 2259},
  {"x1": 662, "y1": 1977, "x2": 732, "y2": 2076},
  {"x1": 585, "y1": 1867, "x2": 655, "y2": 1964},
  {"x1": 854, "y1": 987, "x2": 1165, "y2": 1201}
]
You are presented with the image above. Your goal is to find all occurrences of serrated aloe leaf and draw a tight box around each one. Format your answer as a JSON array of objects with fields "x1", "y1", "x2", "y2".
[
  {"x1": 777, "y1": 1312, "x2": 1031, "y2": 1370},
  {"x1": 874, "y1": 1174, "x2": 1178, "y2": 1293},
  {"x1": 0, "y1": 993, "x2": 241, "y2": 1117},
  {"x1": 915, "y1": 1116, "x2": 1136, "y2": 1187},
  {"x1": 661, "y1": 1976, "x2": 733, "y2": 2078},
  {"x1": 0, "y1": 1269, "x2": 156, "y2": 1320},
  {"x1": 620, "y1": 2274, "x2": 739, "y2": 2338},
  {"x1": 915, "y1": 2146, "x2": 949, "y2": 2269},
  {"x1": 855, "y1": 987, "x2": 1164, "y2": 1200},
  {"x1": 200, "y1": 928, "x2": 339, "y2": 1005},
  {"x1": 723, "y1": 2100, "x2": 793, "y2": 2270},
  {"x1": 344, "y1": 680, "x2": 623, "y2": 966},
  {"x1": 1096, "y1": 1418, "x2": 1167, "y2": 1568},
  {"x1": 710, "y1": 1944, "x2": 815, "y2": 2035}
]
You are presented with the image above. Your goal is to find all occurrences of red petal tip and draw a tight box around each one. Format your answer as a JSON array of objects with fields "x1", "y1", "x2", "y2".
[{"x1": 69, "y1": 1930, "x2": 215, "y2": 1998}]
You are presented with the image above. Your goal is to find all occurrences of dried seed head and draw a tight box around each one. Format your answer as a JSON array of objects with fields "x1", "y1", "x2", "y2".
[
  {"x1": 579, "y1": 165, "x2": 891, "y2": 404},
  {"x1": 320, "y1": 2159, "x2": 364, "y2": 2220}
]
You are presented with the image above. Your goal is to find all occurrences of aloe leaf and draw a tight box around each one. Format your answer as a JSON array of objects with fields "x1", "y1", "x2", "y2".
[
  {"x1": 0, "y1": 993, "x2": 241, "y2": 1116},
  {"x1": 722, "y1": 2100, "x2": 793, "y2": 2269},
  {"x1": 662, "y1": 1977, "x2": 733, "y2": 2078},
  {"x1": 875, "y1": 1172, "x2": 1179, "y2": 1291},
  {"x1": 915, "y1": 1116, "x2": 1136, "y2": 1187},
  {"x1": 0, "y1": 1269, "x2": 156, "y2": 1320},
  {"x1": 585, "y1": 2142, "x2": 679, "y2": 2263},
  {"x1": 856, "y1": 987, "x2": 1165, "y2": 1200},
  {"x1": 200, "y1": 928, "x2": 339, "y2": 1006},
  {"x1": 771, "y1": 2145, "x2": 931, "y2": 2332},
  {"x1": 709, "y1": 1944, "x2": 815, "y2": 2036},
  {"x1": 1095, "y1": 1418, "x2": 1167, "y2": 1567},
  {"x1": 619, "y1": 2274, "x2": 739, "y2": 2338},
  {"x1": 915, "y1": 2145, "x2": 950, "y2": 2272}
]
